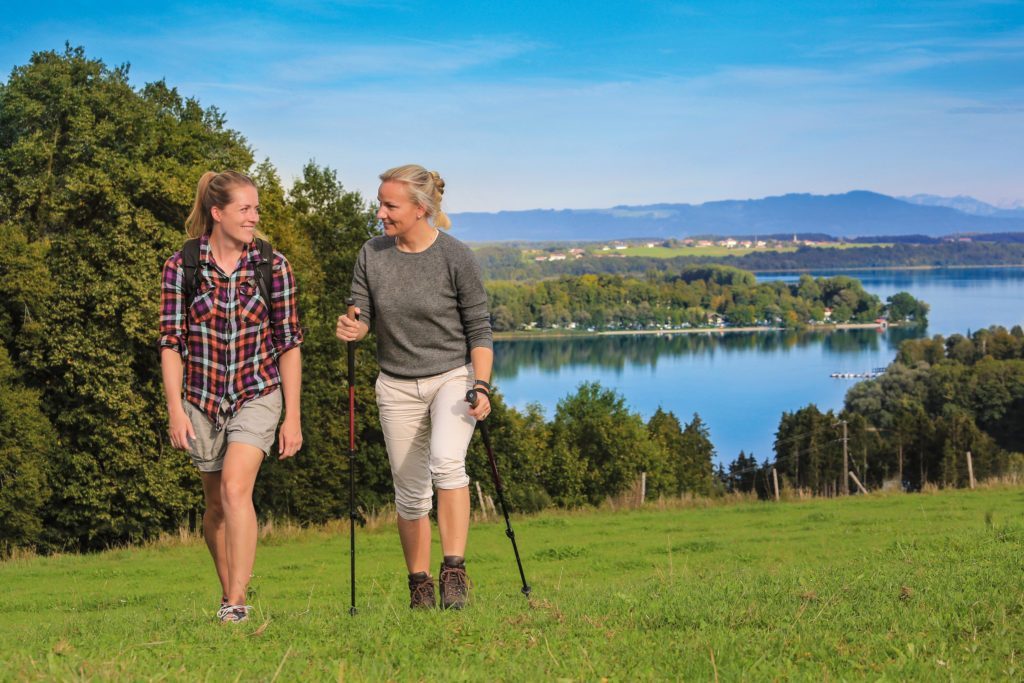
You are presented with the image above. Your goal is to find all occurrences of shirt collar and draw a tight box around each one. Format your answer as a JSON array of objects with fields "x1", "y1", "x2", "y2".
[{"x1": 197, "y1": 233, "x2": 263, "y2": 268}]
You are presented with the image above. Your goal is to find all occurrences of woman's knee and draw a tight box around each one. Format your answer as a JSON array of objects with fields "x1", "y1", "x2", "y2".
[
  {"x1": 220, "y1": 478, "x2": 254, "y2": 509},
  {"x1": 431, "y1": 460, "x2": 469, "y2": 490},
  {"x1": 204, "y1": 496, "x2": 225, "y2": 522},
  {"x1": 396, "y1": 494, "x2": 433, "y2": 520}
]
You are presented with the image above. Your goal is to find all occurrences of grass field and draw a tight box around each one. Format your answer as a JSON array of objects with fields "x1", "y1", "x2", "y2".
[
  {"x1": 609, "y1": 243, "x2": 892, "y2": 258},
  {"x1": 2, "y1": 486, "x2": 1021, "y2": 681}
]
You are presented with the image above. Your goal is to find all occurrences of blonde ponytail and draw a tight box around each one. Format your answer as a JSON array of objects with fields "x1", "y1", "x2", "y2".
[{"x1": 184, "y1": 170, "x2": 257, "y2": 239}]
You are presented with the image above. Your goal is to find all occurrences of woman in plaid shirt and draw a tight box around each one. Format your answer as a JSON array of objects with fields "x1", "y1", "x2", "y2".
[{"x1": 159, "y1": 171, "x2": 303, "y2": 623}]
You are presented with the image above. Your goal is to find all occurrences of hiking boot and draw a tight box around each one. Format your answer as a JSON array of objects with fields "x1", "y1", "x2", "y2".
[
  {"x1": 217, "y1": 604, "x2": 251, "y2": 623},
  {"x1": 408, "y1": 571, "x2": 436, "y2": 609},
  {"x1": 439, "y1": 556, "x2": 470, "y2": 610}
]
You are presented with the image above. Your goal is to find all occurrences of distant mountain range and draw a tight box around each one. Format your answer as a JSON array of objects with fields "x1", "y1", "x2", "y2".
[
  {"x1": 900, "y1": 194, "x2": 1024, "y2": 218},
  {"x1": 449, "y1": 191, "x2": 1024, "y2": 242}
]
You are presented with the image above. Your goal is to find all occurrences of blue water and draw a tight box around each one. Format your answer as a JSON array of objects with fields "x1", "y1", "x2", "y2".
[{"x1": 493, "y1": 267, "x2": 1024, "y2": 464}]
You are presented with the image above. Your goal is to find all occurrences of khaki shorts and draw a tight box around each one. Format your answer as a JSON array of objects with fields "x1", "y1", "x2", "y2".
[{"x1": 183, "y1": 390, "x2": 283, "y2": 473}]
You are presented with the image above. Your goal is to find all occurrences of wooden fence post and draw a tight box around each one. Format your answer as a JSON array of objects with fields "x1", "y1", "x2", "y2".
[
  {"x1": 848, "y1": 471, "x2": 868, "y2": 495},
  {"x1": 966, "y1": 451, "x2": 976, "y2": 489},
  {"x1": 772, "y1": 467, "x2": 780, "y2": 502},
  {"x1": 639, "y1": 471, "x2": 647, "y2": 506},
  {"x1": 475, "y1": 481, "x2": 488, "y2": 519}
]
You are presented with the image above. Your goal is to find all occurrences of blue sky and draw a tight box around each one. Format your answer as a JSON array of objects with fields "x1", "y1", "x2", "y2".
[{"x1": 3, "y1": 1, "x2": 1023, "y2": 212}]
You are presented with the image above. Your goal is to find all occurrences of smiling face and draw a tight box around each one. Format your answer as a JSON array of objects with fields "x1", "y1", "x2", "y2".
[
  {"x1": 377, "y1": 180, "x2": 425, "y2": 239},
  {"x1": 211, "y1": 184, "x2": 260, "y2": 245}
]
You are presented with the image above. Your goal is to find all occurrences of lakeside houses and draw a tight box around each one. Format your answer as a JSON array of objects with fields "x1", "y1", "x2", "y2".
[{"x1": 519, "y1": 235, "x2": 858, "y2": 263}]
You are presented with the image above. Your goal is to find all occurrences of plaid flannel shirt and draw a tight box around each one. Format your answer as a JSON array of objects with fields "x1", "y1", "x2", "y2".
[{"x1": 159, "y1": 235, "x2": 303, "y2": 429}]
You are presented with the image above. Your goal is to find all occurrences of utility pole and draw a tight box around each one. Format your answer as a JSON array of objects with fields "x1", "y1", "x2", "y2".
[{"x1": 838, "y1": 419, "x2": 849, "y2": 495}]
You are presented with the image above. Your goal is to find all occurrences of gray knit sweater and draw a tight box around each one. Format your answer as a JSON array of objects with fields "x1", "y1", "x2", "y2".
[{"x1": 350, "y1": 231, "x2": 493, "y2": 378}]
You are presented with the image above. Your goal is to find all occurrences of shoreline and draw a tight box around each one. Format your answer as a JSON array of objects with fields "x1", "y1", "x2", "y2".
[
  {"x1": 749, "y1": 263, "x2": 1024, "y2": 275},
  {"x1": 493, "y1": 321, "x2": 895, "y2": 341}
]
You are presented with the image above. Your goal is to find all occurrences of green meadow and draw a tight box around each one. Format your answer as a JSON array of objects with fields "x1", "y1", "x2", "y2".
[{"x1": 2, "y1": 486, "x2": 1021, "y2": 681}]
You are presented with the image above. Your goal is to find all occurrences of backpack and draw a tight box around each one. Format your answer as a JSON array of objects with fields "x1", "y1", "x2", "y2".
[{"x1": 181, "y1": 237, "x2": 274, "y2": 310}]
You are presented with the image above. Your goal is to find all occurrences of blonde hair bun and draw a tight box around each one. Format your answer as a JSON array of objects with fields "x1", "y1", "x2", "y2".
[{"x1": 380, "y1": 164, "x2": 451, "y2": 230}]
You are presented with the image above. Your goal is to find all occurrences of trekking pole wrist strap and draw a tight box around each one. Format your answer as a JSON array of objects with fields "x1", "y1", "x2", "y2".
[{"x1": 473, "y1": 379, "x2": 492, "y2": 393}]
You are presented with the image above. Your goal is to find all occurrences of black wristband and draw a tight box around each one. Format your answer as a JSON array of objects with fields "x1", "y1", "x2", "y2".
[{"x1": 473, "y1": 379, "x2": 492, "y2": 392}]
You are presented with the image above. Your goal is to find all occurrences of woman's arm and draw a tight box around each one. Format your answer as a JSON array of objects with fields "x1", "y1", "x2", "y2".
[
  {"x1": 161, "y1": 348, "x2": 195, "y2": 450},
  {"x1": 276, "y1": 344, "x2": 303, "y2": 459},
  {"x1": 467, "y1": 346, "x2": 493, "y2": 420},
  {"x1": 158, "y1": 255, "x2": 194, "y2": 450}
]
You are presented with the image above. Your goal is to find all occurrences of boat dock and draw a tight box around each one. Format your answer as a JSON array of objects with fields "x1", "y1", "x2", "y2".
[{"x1": 830, "y1": 368, "x2": 886, "y2": 380}]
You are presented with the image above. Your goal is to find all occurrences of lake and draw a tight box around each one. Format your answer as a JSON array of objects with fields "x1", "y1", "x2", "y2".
[{"x1": 492, "y1": 267, "x2": 1024, "y2": 464}]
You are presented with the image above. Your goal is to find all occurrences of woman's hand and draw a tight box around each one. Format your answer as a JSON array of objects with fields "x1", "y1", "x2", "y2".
[
  {"x1": 167, "y1": 406, "x2": 196, "y2": 451},
  {"x1": 278, "y1": 415, "x2": 302, "y2": 459},
  {"x1": 336, "y1": 308, "x2": 369, "y2": 342},
  {"x1": 467, "y1": 390, "x2": 491, "y2": 421}
]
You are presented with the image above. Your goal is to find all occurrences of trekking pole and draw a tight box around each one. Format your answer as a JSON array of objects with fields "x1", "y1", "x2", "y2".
[
  {"x1": 466, "y1": 389, "x2": 532, "y2": 598},
  {"x1": 346, "y1": 297, "x2": 359, "y2": 616}
]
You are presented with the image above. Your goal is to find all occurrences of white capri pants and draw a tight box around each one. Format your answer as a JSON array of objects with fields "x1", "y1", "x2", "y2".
[{"x1": 375, "y1": 364, "x2": 476, "y2": 520}]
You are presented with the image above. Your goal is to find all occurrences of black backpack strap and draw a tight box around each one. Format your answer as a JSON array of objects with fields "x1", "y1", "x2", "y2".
[
  {"x1": 181, "y1": 238, "x2": 202, "y2": 305},
  {"x1": 254, "y1": 238, "x2": 274, "y2": 310},
  {"x1": 182, "y1": 237, "x2": 273, "y2": 313}
]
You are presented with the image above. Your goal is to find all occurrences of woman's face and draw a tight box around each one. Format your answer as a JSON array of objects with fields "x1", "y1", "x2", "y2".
[
  {"x1": 212, "y1": 185, "x2": 260, "y2": 244},
  {"x1": 377, "y1": 180, "x2": 424, "y2": 238}
]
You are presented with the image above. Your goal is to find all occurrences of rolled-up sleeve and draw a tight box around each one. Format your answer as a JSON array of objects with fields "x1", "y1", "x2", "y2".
[
  {"x1": 270, "y1": 252, "x2": 303, "y2": 356},
  {"x1": 158, "y1": 254, "x2": 187, "y2": 356},
  {"x1": 456, "y1": 250, "x2": 493, "y2": 351}
]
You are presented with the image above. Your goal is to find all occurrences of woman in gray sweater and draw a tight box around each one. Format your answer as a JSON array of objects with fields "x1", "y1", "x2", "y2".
[{"x1": 336, "y1": 164, "x2": 493, "y2": 609}]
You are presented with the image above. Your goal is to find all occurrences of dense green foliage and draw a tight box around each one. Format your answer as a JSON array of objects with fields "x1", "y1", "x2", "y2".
[
  {"x1": 487, "y1": 269, "x2": 923, "y2": 331},
  {"x1": 477, "y1": 241, "x2": 1024, "y2": 280},
  {"x1": 0, "y1": 46, "x2": 256, "y2": 550},
  {"x1": 750, "y1": 325, "x2": 1024, "y2": 496},
  {"x1": 2, "y1": 487, "x2": 1021, "y2": 680}
]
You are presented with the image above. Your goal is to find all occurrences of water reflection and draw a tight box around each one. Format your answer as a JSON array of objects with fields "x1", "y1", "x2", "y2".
[{"x1": 494, "y1": 326, "x2": 924, "y2": 379}]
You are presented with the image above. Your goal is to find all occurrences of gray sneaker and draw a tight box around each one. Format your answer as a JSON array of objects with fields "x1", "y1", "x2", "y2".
[
  {"x1": 439, "y1": 557, "x2": 470, "y2": 610},
  {"x1": 408, "y1": 572, "x2": 436, "y2": 609},
  {"x1": 217, "y1": 604, "x2": 251, "y2": 623}
]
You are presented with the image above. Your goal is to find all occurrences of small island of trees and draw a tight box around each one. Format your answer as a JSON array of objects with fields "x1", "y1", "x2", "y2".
[{"x1": 486, "y1": 267, "x2": 928, "y2": 333}]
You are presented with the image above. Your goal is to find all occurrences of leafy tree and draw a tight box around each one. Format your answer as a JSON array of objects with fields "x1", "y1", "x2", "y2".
[
  {"x1": 0, "y1": 46, "x2": 254, "y2": 548},
  {"x1": 251, "y1": 162, "x2": 387, "y2": 521},
  {"x1": 886, "y1": 291, "x2": 929, "y2": 324},
  {"x1": 0, "y1": 346, "x2": 54, "y2": 554},
  {"x1": 550, "y1": 382, "x2": 665, "y2": 505}
]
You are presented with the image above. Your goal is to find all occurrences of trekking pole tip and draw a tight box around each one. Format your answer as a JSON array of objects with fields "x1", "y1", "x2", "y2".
[
  {"x1": 349, "y1": 606, "x2": 358, "y2": 616},
  {"x1": 521, "y1": 585, "x2": 532, "y2": 598}
]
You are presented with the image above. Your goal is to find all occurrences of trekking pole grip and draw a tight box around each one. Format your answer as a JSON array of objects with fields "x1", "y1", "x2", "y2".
[{"x1": 345, "y1": 297, "x2": 358, "y2": 384}]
